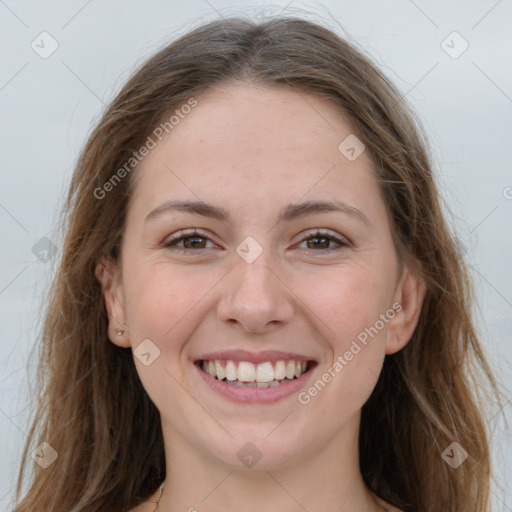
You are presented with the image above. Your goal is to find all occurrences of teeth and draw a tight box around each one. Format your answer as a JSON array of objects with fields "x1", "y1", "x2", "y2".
[
  {"x1": 256, "y1": 362, "x2": 274, "y2": 382},
  {"x1": 286, "y1": 360, "x2": 296, "y2": 380},
  {"x1": 215, "y1": 360, "x2": 225, "y2": 381},
  {"x1": 225, "y1": 360, "x2": 237, "y2": 381},
  {"x1": 238, "y1": 361, "x2": 256, "y2": 382},
  {"x1": 226, "y1": 378, "x2": 296, "y2": 387},
  {"x1": 201, "y1": 358, "x2": 310, "y2": 383},
  {"x1": 275, "y1": 360, "x2": 286, "y2": 380}
]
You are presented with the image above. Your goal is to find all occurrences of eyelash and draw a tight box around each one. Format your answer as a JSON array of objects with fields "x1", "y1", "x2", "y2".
[{"x1": 162, "y1": 229, "x2": 349, "y2": 253}]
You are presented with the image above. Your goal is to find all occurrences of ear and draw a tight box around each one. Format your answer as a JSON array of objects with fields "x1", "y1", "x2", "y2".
[
  {"x1": 385, "y1": 265, "x2": 427, "y2": 355},
  {"x1": 95, "y1": 259, "x2": 130, "y2": 348}
]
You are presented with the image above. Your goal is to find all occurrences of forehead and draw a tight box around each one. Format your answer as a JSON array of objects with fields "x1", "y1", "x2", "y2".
[{"x1": 130, "y1": 82, "x2": 384, "y2": 224}]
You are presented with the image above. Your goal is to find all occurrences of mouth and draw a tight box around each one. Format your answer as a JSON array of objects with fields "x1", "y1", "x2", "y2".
[
  {"x1": 196, "y1": 358, "x2": 315, "y2": 387},
  {"x1": 193, "y1": 353, "x2": 318, "y2": 403}
]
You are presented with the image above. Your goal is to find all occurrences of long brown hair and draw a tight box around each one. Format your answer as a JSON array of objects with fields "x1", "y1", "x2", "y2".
[{"x1": 13, "y1": 16, "x2": 502, "y2": 512}]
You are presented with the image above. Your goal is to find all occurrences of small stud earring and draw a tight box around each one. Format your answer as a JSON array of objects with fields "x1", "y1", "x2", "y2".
[{"x1": 117, "y1": 330, "x2": 124, "y2": 336}]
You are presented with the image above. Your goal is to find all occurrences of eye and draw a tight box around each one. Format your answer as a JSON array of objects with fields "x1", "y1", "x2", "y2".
[
  {"x1": 296, "y1": 229, "x2": 349, "y2": 252},
  {"x1": 162, "y1": 228, "x2": 350, "y2": 253},
  {"x1": 163, "y1": 229, "x2": 217, "y2": 251}
]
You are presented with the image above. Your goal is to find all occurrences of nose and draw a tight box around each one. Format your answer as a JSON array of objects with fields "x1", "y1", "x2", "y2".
[{"x1": 216, "y1": 253, "x2": 294, "y2": 334}]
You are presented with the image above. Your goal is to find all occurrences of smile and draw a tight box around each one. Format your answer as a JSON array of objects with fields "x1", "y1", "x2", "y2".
[
  {"x1": 194, "y1": 352, "x2": 317, "y2": 403},
  {"x1": 200, "y1": 359, "x2": 309, "y2": 387}
]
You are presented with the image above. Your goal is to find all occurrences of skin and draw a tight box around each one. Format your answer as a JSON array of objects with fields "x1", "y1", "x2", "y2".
[{"x1": 96, "y1": 81, "x2": 425, "y2": 512}]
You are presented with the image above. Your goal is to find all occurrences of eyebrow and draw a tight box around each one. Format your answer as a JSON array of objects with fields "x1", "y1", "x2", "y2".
[{"x1": 144, "y1": 199, "x2": 372, "y2": 228}]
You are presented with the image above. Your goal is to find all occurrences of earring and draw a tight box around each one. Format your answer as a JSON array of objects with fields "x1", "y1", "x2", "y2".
[{"x1": 117, "y1": 330, "x2": 124, "y2": 336}]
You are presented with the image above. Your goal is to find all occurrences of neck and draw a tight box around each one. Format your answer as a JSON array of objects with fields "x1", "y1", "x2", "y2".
[{"x1": 156, "y1": 416, "x2": 384, "y2": 512}]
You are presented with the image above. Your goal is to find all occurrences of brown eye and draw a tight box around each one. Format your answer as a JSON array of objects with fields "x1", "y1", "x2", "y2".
[
  {"x1": 306, "y1": 235, "x2": 331, "y2": 250},
  {"x1": 298, "y1": 230, "x2": 349, "y2": 251},
  {"x1": 163, "y1": 230, "x2": 215, "y2": 251},
  {"x1": 178, "y1": 235, "x2": 207, "y2": 249}
]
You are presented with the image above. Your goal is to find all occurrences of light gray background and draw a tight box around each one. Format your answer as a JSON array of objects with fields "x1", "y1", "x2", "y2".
[{"x1": 1, "y1": 1, "x2": 511, "y2": 510}]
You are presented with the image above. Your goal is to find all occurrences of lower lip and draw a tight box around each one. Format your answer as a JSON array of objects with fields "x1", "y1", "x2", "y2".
[{"x1": 195, "y1": 363, "x2": 316, "y2": 404}]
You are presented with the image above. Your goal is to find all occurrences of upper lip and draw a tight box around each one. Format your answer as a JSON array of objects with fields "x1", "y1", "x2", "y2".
[{"x1": 195, "y1": 350, "x2": 317, "y2": 365}]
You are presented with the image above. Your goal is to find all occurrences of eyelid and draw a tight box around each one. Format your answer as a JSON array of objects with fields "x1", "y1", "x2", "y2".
[
  {"x1": 162, "y1": 227, "x2": 350, "y2": 252},
  {"x1": 296, "y1": 228, "x2": 350, "y2": 249},
  {"x1": 163, "y1": 228, "x2": 216, "y2": 247}
]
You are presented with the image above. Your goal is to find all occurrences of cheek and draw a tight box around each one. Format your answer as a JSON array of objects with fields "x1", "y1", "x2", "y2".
[
  {"x1": 302, "y1": 265, "x2": 392, "y2": 347},
  {"x1": 296, "y1": 265, "x2": 392, "y2": 410},
  {"x1": 122, "y1": 253, "x2": 395, "y2": 357},
  {"x1": 123, "y1": 262, "x2": 209, "y2": 337},
  {"x1": 121, "y1": 263, "x2": 213, "y2": 412}
]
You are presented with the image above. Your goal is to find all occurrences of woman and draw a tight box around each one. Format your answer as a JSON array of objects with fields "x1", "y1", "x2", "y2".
[{"x1": 13, "y1": 16, "x2": 501, "y2": 512}]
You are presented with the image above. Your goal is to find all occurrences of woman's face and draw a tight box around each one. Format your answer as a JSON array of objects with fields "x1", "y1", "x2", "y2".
[{"x1": 99, "y1": 82, "x2": 424, "y2": 470}]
